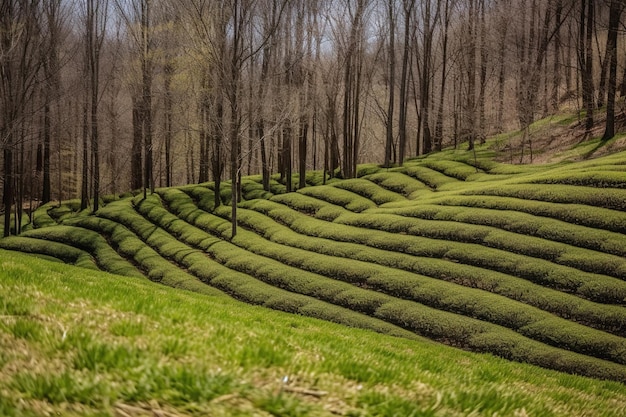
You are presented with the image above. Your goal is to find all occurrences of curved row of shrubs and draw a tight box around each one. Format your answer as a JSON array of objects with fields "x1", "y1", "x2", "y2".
[
  {"x1": 92, "y1": 198, "x2": 421, "y2": 341},
  {"x1": 375, "y1": 202, "x2": 626, "y2": 259},
  {"x1": 267, "y1": 193, "x2": 626, "y2": 305},
  {"x1": 133, "y1": 190, "x2": 626, "y2": 381},
  {"x1": 0, "y1": 235, "x2": 96, "y2": 269},
  {"x1": 334, "y1": 211, "x2": 626, "y2": 281},
  {"x1": 234, "y1": 200, "x2": 626, "y2": 337},
  {"x1": 425, "y1": 194, "x2": 626, "y2": 235},
  {"x1": 152, "y1": 190, "x2": 626, "y2": 366}
]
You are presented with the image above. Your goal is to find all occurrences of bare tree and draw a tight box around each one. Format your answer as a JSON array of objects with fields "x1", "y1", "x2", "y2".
[
  {"x1": 384, "y1": 0, "x2": 397, "y2": 167},
  {"x1": 80, "y1": 0, "x2": 108, "y2": 212},
  {"x1": 601, "y1": 0, "x2": 624, "y2": 141},
  {"x1": 1, "y1": 1, "x2": 42, "y2": 236}
]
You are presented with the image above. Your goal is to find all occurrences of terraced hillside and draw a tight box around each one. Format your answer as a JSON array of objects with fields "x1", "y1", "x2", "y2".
[{"x1": 3, "y1": 149, "x2": 626, "y2": 382}]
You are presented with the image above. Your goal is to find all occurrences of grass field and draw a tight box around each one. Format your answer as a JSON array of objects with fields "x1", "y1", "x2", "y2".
[
  {"x1": 2, "y1": 144, "x2": 626, "y2": 414},
  {"x1": 1, "y1": 250, "x2": 626, "y2": 416}
]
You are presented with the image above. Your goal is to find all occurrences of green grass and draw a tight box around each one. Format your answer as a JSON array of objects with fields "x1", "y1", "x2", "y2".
[
  {"x1": 1, "y1": 250, "x2": 626, "y2": 416},
  {"x1": 4, "y1": 144, "x2": 626, "y2": 415}
]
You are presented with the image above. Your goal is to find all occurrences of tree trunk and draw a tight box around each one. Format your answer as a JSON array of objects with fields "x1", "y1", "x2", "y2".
[
  {"x1": 398, "y1": 0, "x2": 414, "y2": 164},
  {"x1": 384, "y1": 0, "x2": 396, "y2": 167},
  {"x1": 580, "y1": 0, "x2": 594, "y2": 133},
  {"x1": 42, "y1": 99, "x2": 51, "y2": 203},
  {"x1": 131, "y1": 96, "x2": 143, "y2": 190},
  {"x1": 602, "y1": 0, "x2": 623, "y2": 141},
  {"x1": 164, "y1": 63, "x2": 173, "y2": 187},
  {"x1": 434, "y1": 0, "x2": 450, "y2": 151}
]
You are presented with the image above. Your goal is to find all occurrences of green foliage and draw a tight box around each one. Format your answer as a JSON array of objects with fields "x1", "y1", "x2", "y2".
[
  {"x1": 0, "y1": 236, "x2": 96, "y2": 268},
  {"x1": 332, "y1": 178, "x2": 407, "y2": 205},
  {"x1": 404, "y1": 165, "x2": 460, "y2": 189},
  {"x1": 2, "y1": 249, "x2": 626, "y2": 416},
  {"x1": 364, "y1": 171, "x2": 431, "y2": 199},
  {"x1": 298, "y1": 185, "x2": 376, "y2": 212},
  {"x1": 420, "y1": 159, "x2": 483, "y2": 181},
  {"x1": 6, "y1": 148, "x2": 626, "y2": 392}
]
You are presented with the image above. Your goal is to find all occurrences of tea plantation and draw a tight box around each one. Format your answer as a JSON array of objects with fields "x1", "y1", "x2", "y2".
[{"x1": 2, "y1": 149, "x2": 626, "y2": 415}]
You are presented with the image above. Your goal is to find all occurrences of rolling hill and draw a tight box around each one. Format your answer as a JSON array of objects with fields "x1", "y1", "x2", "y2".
[{"x1": 2, "y1": 145, "x2": 626, "y2": 391}]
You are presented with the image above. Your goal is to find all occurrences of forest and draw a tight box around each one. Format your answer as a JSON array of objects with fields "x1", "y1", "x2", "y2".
[{"x1": 1, "y1": 0, "x2": 625, "y2": 238}]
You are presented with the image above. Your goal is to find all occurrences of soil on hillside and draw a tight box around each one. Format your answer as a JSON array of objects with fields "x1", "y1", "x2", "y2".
[{"x1": 492, "y1": 109, "x2": 626, "y2": 164}]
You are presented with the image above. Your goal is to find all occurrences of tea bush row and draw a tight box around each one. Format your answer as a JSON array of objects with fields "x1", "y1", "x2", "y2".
[
  {"x1": 418, "y1": 159, "x2": 483, "y2": 181},
  {"x1": 335, "y1": 211, "x2": 626, "y2": 280},
  {"x1": 298, "y1": 185, "x2": 376, "y2": 212},
  {"x1": 464, "y1": 183, "x2": 626, "y2": 212},
  {"x1": 527, "y1": 170, "x2": 626, "y2": 189},
  {"x1": 364, "y1": 171, "x2": 432, "y2": 199},
  {"x1": 0, "y1": 236, "x2": 96, "y2": 270},
  {"x1": 253, "y1": 197, "x2": 626, "y2": 304},
  {"x1": 18, "y1": 225, "x2": 143, "y2": 278},
  {"x1": 99, "y1": 196, "x2": 422, "y2": 341},
  {"x1": 73, "y1": 210, "x2": 222, "y2": 297},
  {"x1": 270, "y1": 193, "x2": 346, "y2": 221},
  {"x1": 127, "y1": 194, "x2": 626, "y2": 374},
  {"x1": 157, "y1": 192, "x2": 626, "y2": 363},
  {"x1": 378, "y1": 203, "x2": 626, "y2": 259},
  {"x1": 242, "y1": 199, "x2": 626, "y2": 333},
  {"x1": 404, "y1": 165, "x2": 460, "y2": 189},
  {"x1": 331, "y1": 178, "x2": 406, "y2": 205},
  {"x1": 429, "y1": 194, "x2": 626, "y2": 236},
  {"x1": 207, "y1": 208, "x2": 626, "y2": 364}
]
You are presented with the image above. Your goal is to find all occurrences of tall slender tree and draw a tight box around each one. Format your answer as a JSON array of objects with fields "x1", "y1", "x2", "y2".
[
  {"x1": 602, "y1": 0, "x2": 624, "y2": 141},
  {"x1": 1, "y1": 1, "x2": 42, "y2": 236}
]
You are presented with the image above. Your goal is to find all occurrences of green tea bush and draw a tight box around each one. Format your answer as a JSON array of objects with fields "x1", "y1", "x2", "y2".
[
  {"x1": 405, "y1": 166, "x2": 459, "y2": 189},
  {"x1": 167, "y1": 195, "x2": 626, "y2": 361},
  {"x1": 332, "y1": 178, "x2": 406, "y2": 205},
  {"x1": 31, "y1": 204, "x2": 57, "y2": 228},
  {"x1": 19, "y1": 225, "x2": 143, "y2": 278},
  {"x1": 364, "y1": 171, "x2": 430, "y2": 198},
  {"x1": 274, "y1": 208, "x2": 626, "y2": 305},
  {"x1": 355, "y1": 163, "x2": 382, "y2": 177},
  {"x1": 432, "y1": 194, "x2": 626, "y2": 235},
  {"x1": 467, "y1": 331, "x2": 626, "y2": 382},
  {"x1": 381, "y1": 202, "x2": 626, "y2": 258},
  {"x1": 298, "y1": 185, "x2": 376, "y2": 212},
  {"x1": 182, "y1": 186, "x2": 217, "y2": 211},
  {"x1": 420, "y1": 159, "x2": 481, "y2": 181},
  {"x1": 465, "y1": 183, "x2": 626, "y2": 212},
  {"x1": 0, "y1": 236, "x2": 96, "y2": 270},
  {"x1": 269, "y1": 192, "x2": 329, "y2": 215},
  {"x1": 528, "y1": 171, "x2": 626, "y2": 188}
]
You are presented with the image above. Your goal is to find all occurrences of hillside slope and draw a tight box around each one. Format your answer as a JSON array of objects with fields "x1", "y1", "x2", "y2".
[{"x1": 3, "y1": 148, "x2": 626, "y2": 383}]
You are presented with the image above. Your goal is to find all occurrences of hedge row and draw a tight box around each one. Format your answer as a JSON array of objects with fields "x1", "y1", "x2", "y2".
[
  {"x1": 31, "y1": 203, "x2": 59, "y2": 228},
  {"x1": 364, "y1": 171, "x2": 432, "y2": 199},
  {"x1": 239, "y1": 198, "x2": 626, "y2": 333},
  {"x1": 132, "y1": 192, "x2": 626, "y2": 374},
  {"x1": 97, "y1": 196, "x2": 422, "y2": 342},
  {"x1": 18, "y1": 225, "x2": 144, "y2": 278},
  {"x1": 428, "y1": 194, "x2": 626, "y2": 236},
  {"x1": 418, "y1": 159, "x2": 483, "y2": 181},
  {"x1": 72, "y1": 212, "x2": 223, "y2": 297},
  {"x1": 527, "y1": 170, "x2": 626, "y2": 189},
  {"x1": 270, "y1": 193, "x2": 346, "y2": 221},
  {"x1": 154, "y1": 191, "x2": 626, "y2": 365},
  {"x1": 464, "y1": 183, "x2": 626, "y2": 212},
  {"x1": 0, "y1": 236, "x2": 96, "y2": 270},
  {"x1": 377, "y1": 203, "x2": 626, "y2": 259},
  {"x1": 298, "y1": 185, "x2": 377, "y2": 212},
  {"x1": 215, "y1": 213, "x2": 626, "y2": 364},
  {"x1": 334, "y1": 211, "x2": 626, "y2": 281},
  {"x1": 404, "y1": 165, "x2": 460, "y2": 189},
  {"x1": 254, "y1": 198, "x2": 626, "y2": 304},
  {"x1": 331, "y1": 178, "x2": 407, "y2": 205}
]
